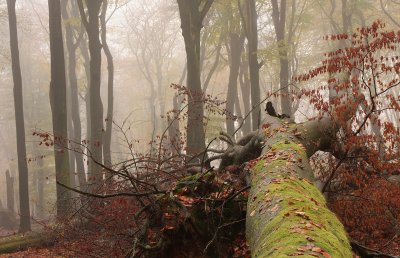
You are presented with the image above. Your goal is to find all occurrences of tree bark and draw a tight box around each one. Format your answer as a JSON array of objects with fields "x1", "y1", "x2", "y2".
[
  {"x1": 61, "y1": 0, "x2": 86, "y2": 188},
  {"x1": 100, "y1": 0, "x2": 114, "y2": 170},
  {"x1": 177, "y1": 0, "x2": 213, "y2": 158},
  {"x1": 48, "y1": 0, "x2": 72, "y2": 218},
  {"x1": 36, "y1": 158, "x2": 45, "y2": 219},
  {"x1": 78, "y1": 0, "x2": 104, "y2": 188},
  {"x1": 79, "y1": 34, "x2": 91, "y2": 169},
  {"x1": 239, "y1": 54, "x2": 252, "y2": 136},
  {"x1": 241, "y1": 0, "x2": 261, "y2": 131},
  {"x1": 226, "y1": 33, "x2": 245, "y2": 136},
  {"x1": 272, "y1": 0, "x2": 291, "y2": 117},
  {"x1": 246, "y1": 116, "x2": 352, "y2": 257},
  {"x1": 5, "y1": 170, "x2": 14, "y2": 213},
  {"x1": 7, "y1": 0, "x2": 31, "y2": 232}
]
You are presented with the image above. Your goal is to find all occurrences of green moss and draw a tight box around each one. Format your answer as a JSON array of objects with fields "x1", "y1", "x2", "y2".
[
  {"x1": 270, "y1": 140, "x2": 306, "y2": 158},
  {"x1": 0, "y1": 233, "x2": 45, "y2": 254},
  {"x1": 252, "y1": 159, "x2": 266, "y2": 174},
  {"x1": 247, "y1": 126, "x2": 351, "y2": 257},
  {"x1": 248, "y1": 178, "x2": 352, "y2": 258},
  {"x1": 265, "y1": 160, "x2": 288, "y2": 170}
]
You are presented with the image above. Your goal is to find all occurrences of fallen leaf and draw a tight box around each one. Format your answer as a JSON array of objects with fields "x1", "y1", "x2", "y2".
[
  {"x1": 311, "y1": 247, "x2": 322, "y2": 252},
  {"x1": 270, "y1": 204, "x2": 279, "y2": 213}
]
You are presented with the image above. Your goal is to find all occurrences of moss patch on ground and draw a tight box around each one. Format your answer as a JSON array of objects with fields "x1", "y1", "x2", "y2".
[{"x1": 0, "y1": 232, "x2": 47, "y2": 254}]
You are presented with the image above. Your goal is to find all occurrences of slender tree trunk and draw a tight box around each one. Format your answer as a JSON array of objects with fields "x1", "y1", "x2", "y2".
[
  {"x1": 239, "y1": 55, "x2": 252, "y2": 135},
  {"x1": 234, "y1": 94, "x2": 243, "y2": 137},
  {"x1": 242, "y1": 0, "x2": 261, "y2": 131},
  {"x1": 61, "y1": 0, "x2": 86, "y2": 187},
  {"x1": 177, "y1": 0, "x2": 213, "y2": 158},
  {"x1": 7, "y1": 0, "x2": 31, "y2": 232},
  {"x1": 156, "y1": 60, "x2": 166, "y2": 133},
  {"x1": 149, "y1": 87, "x2": 157, "y2": 155},
  {"x1": 79, "y1": 34, "x2": 91, "y2": 155},
  {"x1": 78, "y1": 0, "x2": 104, "y2": 187},
  {"x1": 202, "y1": 41, "x2": 222, "y2": 93},
  {"x1": 89, "y1": 2, "x2": 103, "y2": 187},
  {"x1": 167, "y1": 65, "x2": 187, "y2": 156},
  {"x1": 48, "y1": 0, "x2": 72, "y2": 218},
  {"x1": 100, "y1": 0, "x2": 114, "y2": 170},
  {"x1": 272, "y1": 0, "x2": 291, "y2": 117},
  {"x1": 328, "y1": 0, "x2": 354, "y2": 101},
  {"x1": 36, "y1": 158, "x2": 44, "y2": 219},
  {"x1": 168, "y1": 94, "x2": 182, "y2": 155},
  {"x1": 226, "y1": 33, "x2": 245, "y2": 136},
  {"x1": 5, "y1": 170, "x2": 15, "y2": 212}
]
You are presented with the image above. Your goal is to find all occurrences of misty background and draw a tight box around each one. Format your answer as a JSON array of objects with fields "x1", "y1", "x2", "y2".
[{"x1": 0, "y1": 0, "x2": 398, "y2": 219}]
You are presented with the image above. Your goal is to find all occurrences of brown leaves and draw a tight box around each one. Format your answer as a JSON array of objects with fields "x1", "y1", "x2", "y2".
[
  {"x1": 270, "y1": 204, "x2": 279, "y2": 213},
  {"x1": 175, "y1": 195, "x2": 196, "y2": 207},
  {"x1": 294, "y1": 211, "x2": 310, "y2": 220},
  {"x1": 289, "y1": 243, "x2": 332, "y2": 257}
]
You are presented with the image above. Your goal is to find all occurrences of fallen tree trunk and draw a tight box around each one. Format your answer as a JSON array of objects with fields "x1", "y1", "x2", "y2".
[{"x1": 245, "y1": 117, "x2": 352, "y2": 257}]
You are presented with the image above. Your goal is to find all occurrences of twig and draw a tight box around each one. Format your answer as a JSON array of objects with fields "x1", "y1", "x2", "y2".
[{"x1": 56, "y1": 181, "x2": 166, "y2": 198}]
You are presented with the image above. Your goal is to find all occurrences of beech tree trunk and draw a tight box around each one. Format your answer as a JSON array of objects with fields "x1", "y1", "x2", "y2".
[
  {"x1": 5, "y1": 170, "x2": 14, "y2": 212},
  {"x1": 226, "y1": 33, "x2": 245, "y2": 136},
  {"x1": 100, "y1": 0, "x2": 114, "y2": 170},
  {"x1": 272, "y1": 0, "x2": 291, "y2": 117},
  {"x1": 36, "y1": 158, "x2": 45, "y2": 219},
  {"x1": 241, "y1": 0, "x2": 261, "y2": 131},
  {"x1": 7, "y1": 0, "x2": 31, "y2": 232},
  {"x1": 177, "y1": 0, "x2": 213, "y2": 157},
  {"x1": 78, "y1": 0, "x2": 104, "y2": 188},
  {"x1": 61, "y1": 0, "x2": 86, "y2": 187},
  {"x1": 79, "y1": 34, "x2": 91, "y2": 169},
  {"x1": 239, "y1": 54, "x2": 252, "y2": 135},
  {"x1": 48, "y1": 0, "x2": 72, "y2": 218},
  {"x1": 246, "y1": 116, "x2": 352, "y2": 257}
]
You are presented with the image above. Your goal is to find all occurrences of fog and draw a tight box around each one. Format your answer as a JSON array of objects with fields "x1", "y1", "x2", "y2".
[{"x1": 0, "y1": 0, "x2": 399, "y2": 247}]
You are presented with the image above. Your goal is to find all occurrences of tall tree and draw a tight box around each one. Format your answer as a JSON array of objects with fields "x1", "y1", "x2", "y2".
[
  {"x1": 48, "y1": 0, "x2": 72, "y2": 217},
  {"x1": 78, "y1": 0, "x2": 104, "y2": 187},
  {"x1": 271, "y1": 0, "x2": 291, "y2": 117},
  {"x1": 100, "y1": 0, "x2": 114, "y2": 170},
  {"x1": 226, "y1": 33, "x2": 245, "y2": 136},
  {"x1": 176, "y1": 0, "x2": 214, "y2": 157},
  {"x1": 6, "y1": 0, "x2": 31, "y2": 232},
  {"x1": 61, "y1": 0, "x2": 86, "y2": 187},
  {"x1": 213, "y1": 0, "x2": 246, "y2": 137},
  {"x1": 239, "y1": 52, "x2": 252, "y2": 135},
  {"x1": 240, "y1": 0, "x2": 261, "y2": 131}
]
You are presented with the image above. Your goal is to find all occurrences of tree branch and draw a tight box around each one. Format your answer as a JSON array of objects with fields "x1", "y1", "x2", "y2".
[
  {"x1": 200, "y1": 0, "x2": 214, "y2": 22},
  {"x1": 56, "y1": 181, "x2": 166, "y2": 199}
]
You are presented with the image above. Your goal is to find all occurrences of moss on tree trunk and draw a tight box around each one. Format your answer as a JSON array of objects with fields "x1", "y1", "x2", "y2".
[{"x1": 246, "y1": 119, "x2": 352, "y2": 257}]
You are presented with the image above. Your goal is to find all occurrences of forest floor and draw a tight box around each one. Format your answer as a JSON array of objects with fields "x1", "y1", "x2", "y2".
[
  {"x1": 2, "y1": 180, "x2": 400, "y2": 257},
  {"x1": 0, "y1": 222, "x2": 56, "y2": 257}
]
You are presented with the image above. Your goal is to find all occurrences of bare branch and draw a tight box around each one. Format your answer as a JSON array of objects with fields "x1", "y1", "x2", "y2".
[{"x1": 57, "y1": 181, "x2": 166, "y2": 198}]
